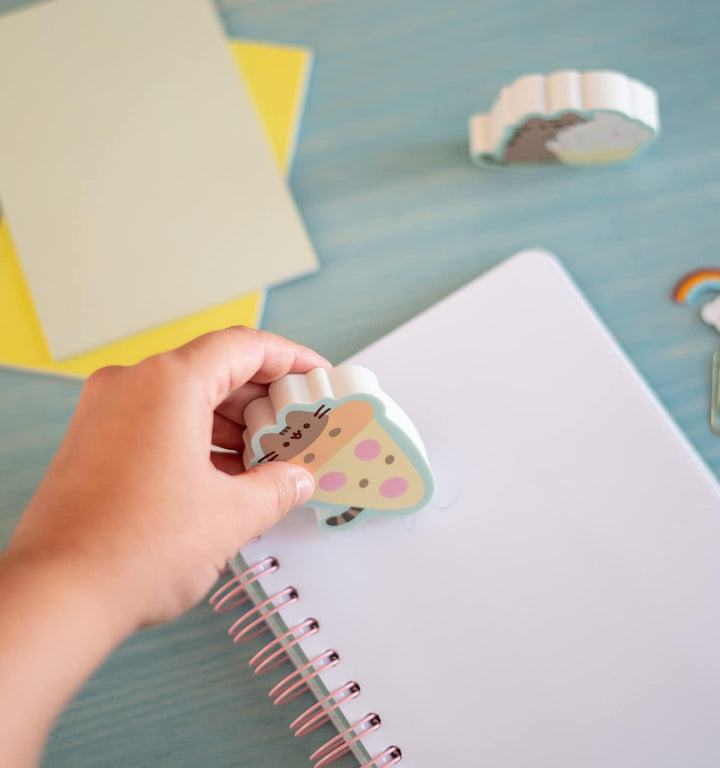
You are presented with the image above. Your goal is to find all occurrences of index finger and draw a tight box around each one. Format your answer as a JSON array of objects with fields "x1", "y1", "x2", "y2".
[{"x1": 173, "y1": 326, "x2": 331, "y2": 407}]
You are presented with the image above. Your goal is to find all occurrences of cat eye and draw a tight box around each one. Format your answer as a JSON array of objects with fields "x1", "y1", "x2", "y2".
[{"x1": 303, "y1": 423, "x2": 310, "y2": 429}]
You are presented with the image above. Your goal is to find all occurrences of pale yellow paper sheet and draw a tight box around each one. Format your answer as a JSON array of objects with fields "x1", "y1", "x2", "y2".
[
  {"x1": 0, "y1": 0, "x2": 317, "y2": 360},
  {"x1": 0, "y1": 40, "x2": 312, "y2": 378}
]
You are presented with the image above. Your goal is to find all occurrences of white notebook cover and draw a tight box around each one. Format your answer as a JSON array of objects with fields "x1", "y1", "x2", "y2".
[
  {"x1": 238, "y1": 250, "x2": 720, "y2": 767},
  {"x1": 0, "y1": 0, "x2": 318, "y2": 359}
]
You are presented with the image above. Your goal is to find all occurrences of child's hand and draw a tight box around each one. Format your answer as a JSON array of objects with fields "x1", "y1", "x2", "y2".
[
  {"x1": 1, "y1": 327, "x2": 329, "y2": 764},
  {"x1": 6, "y1": 327, "x2": 327, "y2": 631}
]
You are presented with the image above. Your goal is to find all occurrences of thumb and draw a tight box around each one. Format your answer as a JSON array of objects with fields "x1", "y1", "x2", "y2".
[{"x1": 231, "y1": 461, "x2": 315, "y2": 539}]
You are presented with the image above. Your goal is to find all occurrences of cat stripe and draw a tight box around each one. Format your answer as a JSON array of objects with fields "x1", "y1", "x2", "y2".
[{"x1": 325, "y1": 506, "x2": 364, "y2": 527}]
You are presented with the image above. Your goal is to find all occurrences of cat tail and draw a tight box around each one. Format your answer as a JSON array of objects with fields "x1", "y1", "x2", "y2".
[{"x1": 324, "y1": 506, "x2": 364, "y2": 527}]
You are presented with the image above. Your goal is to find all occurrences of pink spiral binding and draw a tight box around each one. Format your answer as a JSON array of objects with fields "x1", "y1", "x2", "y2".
[
  {"x1": 269, "y1": 650, "x2": 340, "y2": 706},
  {"x1": 249, "y1": 618, "x2": 319, "y2": 675},
  {"x1": 359, "y1": 747, "x2": 402, "y2": 768},
  {"x1": 211, "y1": 564, "x2": 402, "y2": 767},
  {"x1": 209, "y1": 557, "x2": 278, "y2": 613},
  {"x1": 228, "y1": 587, "x2": 298, "y2": 643},
  {"x1": 290, "y1": 681, "x2": 360, "y2": 737},
  {"x1": 310, "y1": 713, "x2": 381, "y2": 768}
]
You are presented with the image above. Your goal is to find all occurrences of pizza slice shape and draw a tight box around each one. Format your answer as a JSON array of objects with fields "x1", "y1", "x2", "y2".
[
  {"x1": 310, "y1": 416, "x2": 428, "y2": 525},
  {"x1": 243, "y1": 365, "x2": 435, "y2": 529}
]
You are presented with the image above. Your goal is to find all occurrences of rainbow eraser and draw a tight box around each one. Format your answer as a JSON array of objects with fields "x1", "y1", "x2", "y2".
[
  {"x1": 243, "y1": 365, "x2": 435, "y2": 529},
  {"x1": 672, "y1": 268, "x2": 720, "y2": 435},
  {"x1": 469, "y1": 70, "x2": 659, "y2": 167},
  {"x1": 672, "y1": 268, "x2": 720, "y2": 334}
]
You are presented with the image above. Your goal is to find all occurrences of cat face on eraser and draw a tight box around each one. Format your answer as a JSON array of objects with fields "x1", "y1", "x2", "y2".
[
  {"x1": 243, "y1": 366, "x2": 435, "y2": 529},
  {"x1": 258, "y1": 406, "x2": 332, "y2": 463}
]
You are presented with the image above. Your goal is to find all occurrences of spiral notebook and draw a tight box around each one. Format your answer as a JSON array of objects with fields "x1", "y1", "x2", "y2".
[{"x1": 211, "y1": 250, "x2": 720, "y2": 768}]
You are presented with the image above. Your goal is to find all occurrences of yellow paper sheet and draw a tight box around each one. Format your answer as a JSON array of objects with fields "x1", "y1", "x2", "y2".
[{"x1": 0, "y1": 40, "x2": 312, "y2": 378}]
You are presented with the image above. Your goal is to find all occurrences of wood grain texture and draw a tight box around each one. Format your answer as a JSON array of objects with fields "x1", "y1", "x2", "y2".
[{"x1": 0, "y1": 0, "x2": 719, "y2": 765}]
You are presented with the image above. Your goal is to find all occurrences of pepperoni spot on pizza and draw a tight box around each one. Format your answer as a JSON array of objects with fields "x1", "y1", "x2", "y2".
[
  {"x1": 355, "y1": 439, "x2": 381, "y2": 461},
  {"x1": 319, "y1": 472, "x2": 347, "y2": 492},
  {"x1": 380, "y1": 476, "x2": 408, "y2": 498}
]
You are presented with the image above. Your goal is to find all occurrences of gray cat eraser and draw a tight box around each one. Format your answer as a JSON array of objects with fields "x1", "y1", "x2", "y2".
[{"x1": 469, "y1": 70, "x2": 659, "y2": 167}]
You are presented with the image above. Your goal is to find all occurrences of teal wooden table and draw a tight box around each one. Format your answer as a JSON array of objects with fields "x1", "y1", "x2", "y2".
[{"x1": 1, "y1": 0, "x2": 719, "y2": 765}]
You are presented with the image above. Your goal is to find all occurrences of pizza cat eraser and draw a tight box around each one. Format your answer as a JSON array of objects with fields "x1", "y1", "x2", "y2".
[
  {"x1": 242, "y1": 365, "x2": 435, "y2": 529},
  {"x1": 469, "y1": 70, "x2": 659, "y2": 167}
]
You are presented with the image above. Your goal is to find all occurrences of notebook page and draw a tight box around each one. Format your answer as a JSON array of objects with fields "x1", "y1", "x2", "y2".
[
  {"x1": 242, "y1": 250, "x2": 720, "y2": 767},
  {"x1": 0, "y1": 0, "x2": 317, "y2": 359}
]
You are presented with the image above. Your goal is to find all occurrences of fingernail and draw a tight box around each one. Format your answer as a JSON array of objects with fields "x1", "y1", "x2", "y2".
[{"x1": 294, "y1": 470, "x2": 315, "y2": 506}]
